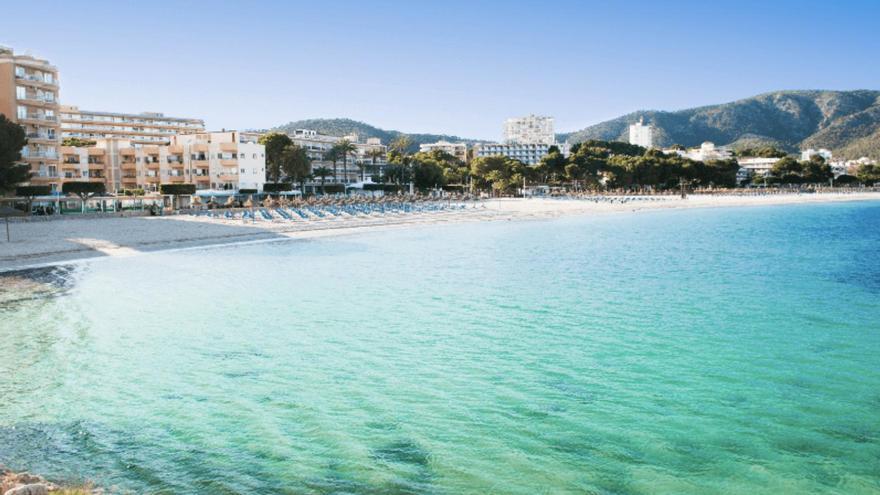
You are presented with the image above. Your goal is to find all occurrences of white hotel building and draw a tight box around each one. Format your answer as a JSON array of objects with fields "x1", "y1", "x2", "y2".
[
  {"x1": 503, "y1": 115, "x2": 555, "y2": 145},
  {"x1": 476, "y1": 115, "x2": 562, "y2": 165}
]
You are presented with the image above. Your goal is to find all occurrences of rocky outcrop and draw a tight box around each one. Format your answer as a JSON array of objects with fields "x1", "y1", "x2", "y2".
[{"x1": 1, "y1": 466, "x2": 100, "y2": 495}]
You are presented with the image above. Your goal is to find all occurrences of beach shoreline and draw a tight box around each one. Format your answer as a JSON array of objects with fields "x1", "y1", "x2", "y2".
[{"x1": 1, "y1": 192, "x2": 878, "y2": 273}]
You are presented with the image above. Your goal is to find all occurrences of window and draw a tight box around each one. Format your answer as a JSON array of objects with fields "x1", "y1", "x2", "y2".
[
  {"x1": 17, "y1": 106, "x2": 27, "y2": 119},
  {"x1": 16, "y1": 86, "x2": 26, "y2": 99},
  {"x1": 14, "y1": 66, "x2": 24, "y2": 77}
]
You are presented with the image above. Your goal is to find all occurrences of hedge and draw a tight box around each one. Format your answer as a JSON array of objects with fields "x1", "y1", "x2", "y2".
[
  {"x1": 160, "y1": 184, "x2": 196, "y2": 195},
  {"x1": 263, "y1": 182, "x2": 293, "y2": 193},
  {"x1": 16, "y1": 185, "x2": 52, "y2": 197},
  {"x1": 322, "y1": 184, "x2": 345, "y2": 194},
  {"x1": 362, "y1": 183, "x2": 403, "y2": 193},
  {"x1": 62, "y1": 182, "x2": 106, "y2": 195}
]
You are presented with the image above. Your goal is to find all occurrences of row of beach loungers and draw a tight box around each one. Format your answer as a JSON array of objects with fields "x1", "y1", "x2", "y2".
[
  {"x1": 188, "y1": 201, "x2": 482, "y2": 222},
  {"x1": 549, "y1": 195, "x2": 675, "y2": 204}
]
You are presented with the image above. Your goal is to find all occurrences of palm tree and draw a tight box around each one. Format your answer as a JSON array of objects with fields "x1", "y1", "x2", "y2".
[
  {"x1": 366, "y1": 148, "x2": 385, "y2": 181},
  {"x1": 335, "y1": 139, "x2": 357, "y2": 184},
  {"x1": 323, "y1": 148, "x2": 339, "y2": 184},
  {"x1": 313, "y1": 166, "x2": 331, "y2": 195}
]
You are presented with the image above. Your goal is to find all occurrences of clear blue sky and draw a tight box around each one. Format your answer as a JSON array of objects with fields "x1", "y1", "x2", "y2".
[{"x1": 3, "y1": 0, "x2": 878, "y2": 139}]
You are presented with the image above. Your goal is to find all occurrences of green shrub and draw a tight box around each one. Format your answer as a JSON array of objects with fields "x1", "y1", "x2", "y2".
[{"x1": 263, "y1": 182, "x2": 292, "y2": 193}]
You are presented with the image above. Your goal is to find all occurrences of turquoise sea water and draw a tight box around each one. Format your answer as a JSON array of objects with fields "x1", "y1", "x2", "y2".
[{"x1": 1, "y1": 202, "x2": 879, "y2": 494}]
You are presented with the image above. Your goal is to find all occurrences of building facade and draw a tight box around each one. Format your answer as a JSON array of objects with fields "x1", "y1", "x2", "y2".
[
  {"x1": 665, "y1": 142, "x2": 733, "y2": 162},
  {"x1": 503, "y1": 115, "x2": 555, "y2": 145},
  {"x1": 59, "y1": 105, "x2": 204, "y2": 144},
  {"x1": 801, "y1": 148, "x2": 833, "y2": 162},
  {"x1": 59, "y1": 131, "x2": 265, "y2": 194},
  {"x1": 419, "y1": 140, "x2": 469, "y2": 163},
  {"x1": 0, "y1": 46, "x2": 61, "y2": 191},
  {"x1": 628, "y1": 118, "x2": 653, "y2": 148},
  {"x1": 736, "y1": 157, "x2": 781, "y2": 182},
  {"x1": 286, "y1": 129, "x2": 387, "y2": 184},
  {"x1": 474, "y1": 143, "x2": 554, "y2": 165}
]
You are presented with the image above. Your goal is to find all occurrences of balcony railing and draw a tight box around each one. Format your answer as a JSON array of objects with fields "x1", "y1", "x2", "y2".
[
  {"x1": 27, "y1": 132, "x2": 57, "y2": 140},
  {"x1": 22, "y1": 114, "x2": 57, "y2": 122},
  {"x1": 22, "y1": 150, "x2": 59, "y2": 159},
  {"x1": 16, "y1": 73, "x2": 56, "y2": 85}
]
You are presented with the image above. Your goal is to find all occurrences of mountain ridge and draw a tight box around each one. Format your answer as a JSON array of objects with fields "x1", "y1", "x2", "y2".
[
  {"x1": 271, "y1": 90, "x2": 880, "y2": 159},
  {"x1": 558, "y1": 90, "x2": 880, "y2": 159}
]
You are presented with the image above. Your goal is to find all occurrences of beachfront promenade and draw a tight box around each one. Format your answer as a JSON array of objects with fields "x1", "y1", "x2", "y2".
[{"x1": 1, "y1": 191, "x2": 879, "y2": 273}]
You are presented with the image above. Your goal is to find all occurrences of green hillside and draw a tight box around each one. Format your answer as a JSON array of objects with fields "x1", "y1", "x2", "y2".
[
  {"x1": 272, "y1": 118, "x2": 486, "y2": 153},
  {"x1": 558, "y1": 90, "x2": 880, "y2": 159}
]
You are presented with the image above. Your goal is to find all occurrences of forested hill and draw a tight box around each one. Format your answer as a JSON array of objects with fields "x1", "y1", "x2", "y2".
[
  {"x1": 272, "y1": 118, "x2": 486, "y2": 152},
  {"x1": 557, "y1": 90, "x2": 880, "y2": 159}
]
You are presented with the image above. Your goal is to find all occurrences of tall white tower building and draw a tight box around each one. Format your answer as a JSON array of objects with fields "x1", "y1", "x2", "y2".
[
  {"x1": 503, "y1": 115, "x2": 555, "y2": 145},
  {"x1": 628, "y1": 117, "x2": 653, "y2": 148}
]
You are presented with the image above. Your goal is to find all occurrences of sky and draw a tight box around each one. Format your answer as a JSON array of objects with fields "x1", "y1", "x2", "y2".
[{"x1": 3, "y1": 0, "x2": 879, "y2": 140}]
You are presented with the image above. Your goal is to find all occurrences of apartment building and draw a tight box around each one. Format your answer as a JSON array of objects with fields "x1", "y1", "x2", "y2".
[
  {"x1": 60, "y1": 131, "x2": 265, "y2": 193},
  {"x1": 286, "y1": 129, "x2": 387, "y2": 183},
  {"x1": 60, "y1": 105, "x2": 204, "y2": 144},
  {"x1": 665, "y1": 142, "x2": 733, "y2": 162},
  {"x1": 735, "y1": 157, "x2": 782, "y2": 183},
  {"x1": 474, "y1": 143, "x2": 554, "y2": 166},
  {"x1": 503, "y1": 115, "x2": 555, "y2": 145},
  {"x1": 419, "y1": 140, "x2": 469, "y2": 163},
  {"x1": 0, "y1": 46, "x2": 61, "y2": 190}
]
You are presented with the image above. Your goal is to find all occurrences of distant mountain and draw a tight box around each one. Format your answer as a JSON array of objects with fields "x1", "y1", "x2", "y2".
[
  {"x1": 272, "y1": 118, "x2": 486, "y2": 152},
  {"x1": 558, "y1": 90, "x2": 880, "y2": 159}
]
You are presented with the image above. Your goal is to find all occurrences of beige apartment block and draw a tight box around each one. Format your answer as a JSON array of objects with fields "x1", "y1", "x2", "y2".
[
  {"x1": 60, "y1": 131, "x2": 266, "y2": 194},
  {"x1": 60, "y1": 105, "x2": 204, "y2": 145},
  {"x1": 0, "y1": 46, "x2": 62, "y2": 190},
  {"x1": 419, "y1": 140, "x2": 469, "y2": 163}
]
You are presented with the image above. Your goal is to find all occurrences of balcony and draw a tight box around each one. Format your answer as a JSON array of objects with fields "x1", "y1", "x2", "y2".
[
  {"x1": 87, "y1": 162, "x2": 105, "y2": 169},
  {"x1": 26, "y1": 132, "x2": 57, "y2": 143},
  {"x1": 20, "y1": 114, "x2": 58, "y2": 124},
  {"x1": 219, "y1": 142, "x2": 238, "y2": 153},
  {"x1": 22, "y1": 150, "x2": 59, "y2": 160},
  {"x1": 191, "y1": 159, "x2": 208, "y2": 167},
  {"x1": 168, "y1": 175, "x2": 186, "y2": 183},
  {"x1": 15, "y1": 72, "x2": 58, "y2": 88},
  {"x1": 144, "y1": 159, "x2": 160, "y2": 169},
  {"x1": 145, "y1": 176, "x2": 160, "y2": 183},
  {"x1": 121, "y1": 161, "x2": 137, "y2": 170},
  {"x1": 194, "y1": 175, "x2": 210, "y2": 182},
  {"x1": 220, "y1": 159, "x2": 237, "y2": 167},
  {"x1": 19, "y1": 94, "x2": 56, "y2": 108},
  {"x1": 219, "y1": 174, "x2": 238, "y2": 182}
]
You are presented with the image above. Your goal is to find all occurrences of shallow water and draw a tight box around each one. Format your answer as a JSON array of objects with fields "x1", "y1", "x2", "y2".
[{"x1": 1, "y1": 202, "x2": 879, "y2": 494}]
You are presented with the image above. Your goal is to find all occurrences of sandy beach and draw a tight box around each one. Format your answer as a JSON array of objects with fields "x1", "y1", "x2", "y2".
[{"x1": 1, "y1": 192, "x2": 878, "y2": 273}]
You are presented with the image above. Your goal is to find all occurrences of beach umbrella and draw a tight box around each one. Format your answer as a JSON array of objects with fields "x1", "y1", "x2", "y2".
[
  {"x1": 191, "y1": 195, "x2": 202, "y2": 206},
  {"x1": 0, "y1": 206, "x2": 27, "y2": 242},
  {"x1": 244, "y1": 196, "x2": 254, "y2": 208},
  {"x1": 225, "y1": 195, "x2": 236, "y2": 207}
]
